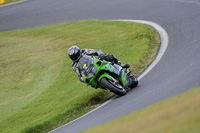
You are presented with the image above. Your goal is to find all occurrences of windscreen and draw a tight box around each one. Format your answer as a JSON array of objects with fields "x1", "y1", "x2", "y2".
[{"x1": 78, "y1": 55, "x2": 94, "y2": 77}]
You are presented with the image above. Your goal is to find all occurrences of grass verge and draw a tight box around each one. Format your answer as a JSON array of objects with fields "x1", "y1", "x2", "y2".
[
  {"x1": 0, "y1": 20, "x2": 160, "y2": 133},
  {"x1": 82, "y1": 87, "x2": 200, "y2": 133},
  {"x1": 0, "y1": 0, "x2": 21, "y2": 5}
]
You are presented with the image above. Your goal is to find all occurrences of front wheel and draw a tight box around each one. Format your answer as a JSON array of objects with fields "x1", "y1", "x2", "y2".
[{"x1": 100, "y1": 78, "x2": 126, "y2": 96}]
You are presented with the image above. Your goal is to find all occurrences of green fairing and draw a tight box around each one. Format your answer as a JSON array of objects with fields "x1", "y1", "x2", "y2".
[
  {"x1": 120, "y1": 69, "x2": 127, "y2": 87},
  {"x1": 98, "y1": 73, "x2": 113, "y2": 83},
  {"x1": 80, "y1": 56, "x2": 127, "y2": 89},
  {"x1": 78, "y1": 55, "x2": 139, "y2": 96}
]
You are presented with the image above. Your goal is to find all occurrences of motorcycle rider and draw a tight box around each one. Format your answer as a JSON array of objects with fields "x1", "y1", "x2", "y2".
[{"x1": 68, "y1": 45, "x2": 130, "y2": 82}]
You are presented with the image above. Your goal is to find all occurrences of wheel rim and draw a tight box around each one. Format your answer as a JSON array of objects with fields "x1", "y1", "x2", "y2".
[{"x1": 108, "y1": 79, "x2": 125, "y2": 91}]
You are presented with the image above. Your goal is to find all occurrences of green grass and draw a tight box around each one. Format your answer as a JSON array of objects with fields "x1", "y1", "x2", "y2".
[
  {"x1": 0, "y1": 20, "x2": 160, "y2": 133},
  {"x1": 82, "y1": 87, "x2": 200, "y2": 133},
  {"x1": 0, "y1": 0, "x2": 21, "y2": 5}
]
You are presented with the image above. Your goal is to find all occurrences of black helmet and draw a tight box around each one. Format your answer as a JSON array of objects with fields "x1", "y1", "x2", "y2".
[{"x1": 68, "y1": 45, "x2": 81, "y2": 61}]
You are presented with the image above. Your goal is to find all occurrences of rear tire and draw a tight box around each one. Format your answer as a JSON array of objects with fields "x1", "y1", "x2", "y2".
[
  {"x1": 100, "y1": 78, "x2": 126, "y2": 96},
  {"x1": 130, "y1": 74, "x2": 138, "y2": 88}
]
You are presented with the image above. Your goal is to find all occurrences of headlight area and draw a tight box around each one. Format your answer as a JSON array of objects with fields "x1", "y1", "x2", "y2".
[
  {"x1": 92, "y1": 66, "x2": 97, "y2": 74},
  {"x1": 87, "y1": 73, "x2": 94, "y2": 79},
  {"x1": 87, "y1": 66, "x2": 97, "y2": 79}
]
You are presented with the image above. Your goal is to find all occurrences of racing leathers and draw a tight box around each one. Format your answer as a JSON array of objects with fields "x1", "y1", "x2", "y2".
[{"x1": 72, "y1": 49, "x2": 129, "y2": 82}]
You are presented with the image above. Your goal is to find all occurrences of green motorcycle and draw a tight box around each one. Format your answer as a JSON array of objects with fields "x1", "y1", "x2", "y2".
[{"x1": 78, "y1": 55, "x2": 138, "y2": 96}]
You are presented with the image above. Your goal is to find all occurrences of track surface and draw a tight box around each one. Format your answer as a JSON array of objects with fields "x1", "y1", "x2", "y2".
[{"x1": 1, "y1": 0, "x2": 200, "y2": 132}]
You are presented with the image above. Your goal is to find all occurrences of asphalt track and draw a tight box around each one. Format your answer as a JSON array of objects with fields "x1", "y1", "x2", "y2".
[{"x1": 1, "y1": 0, "x2": 200, "y2": 132}]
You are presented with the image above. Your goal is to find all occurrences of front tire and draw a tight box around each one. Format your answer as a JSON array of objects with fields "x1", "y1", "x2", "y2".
[{"x1": 100, "y1": 78, "x2": 126, "y2": 96}]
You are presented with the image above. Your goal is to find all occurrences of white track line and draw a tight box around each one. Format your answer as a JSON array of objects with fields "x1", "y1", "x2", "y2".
[
  {"x1": 116, "y1": 20, "x2": 169, "y2": 80},
  {"x1": 0, "y1": 0, "x2": 29, "y2": 8},
  {"x1": 49, "y1": 19, "x2": 169, "y2": 133},
  {"x1": 49, "y1": 96, "x2": 116, "y2": 133}
]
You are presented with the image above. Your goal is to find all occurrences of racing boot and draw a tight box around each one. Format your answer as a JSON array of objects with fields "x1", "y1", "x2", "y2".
[{"x1": 119, "y1": 62, "x2": 130, "y2": 68}]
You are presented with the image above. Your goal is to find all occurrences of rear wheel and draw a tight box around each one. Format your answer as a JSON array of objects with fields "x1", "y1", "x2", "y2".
[
  {"x1": 130, "y1": 74, "x2": 138, "y2": 88},
  {"x1": 100, "y1": 78, "x2": 126, "y2": 96}
]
